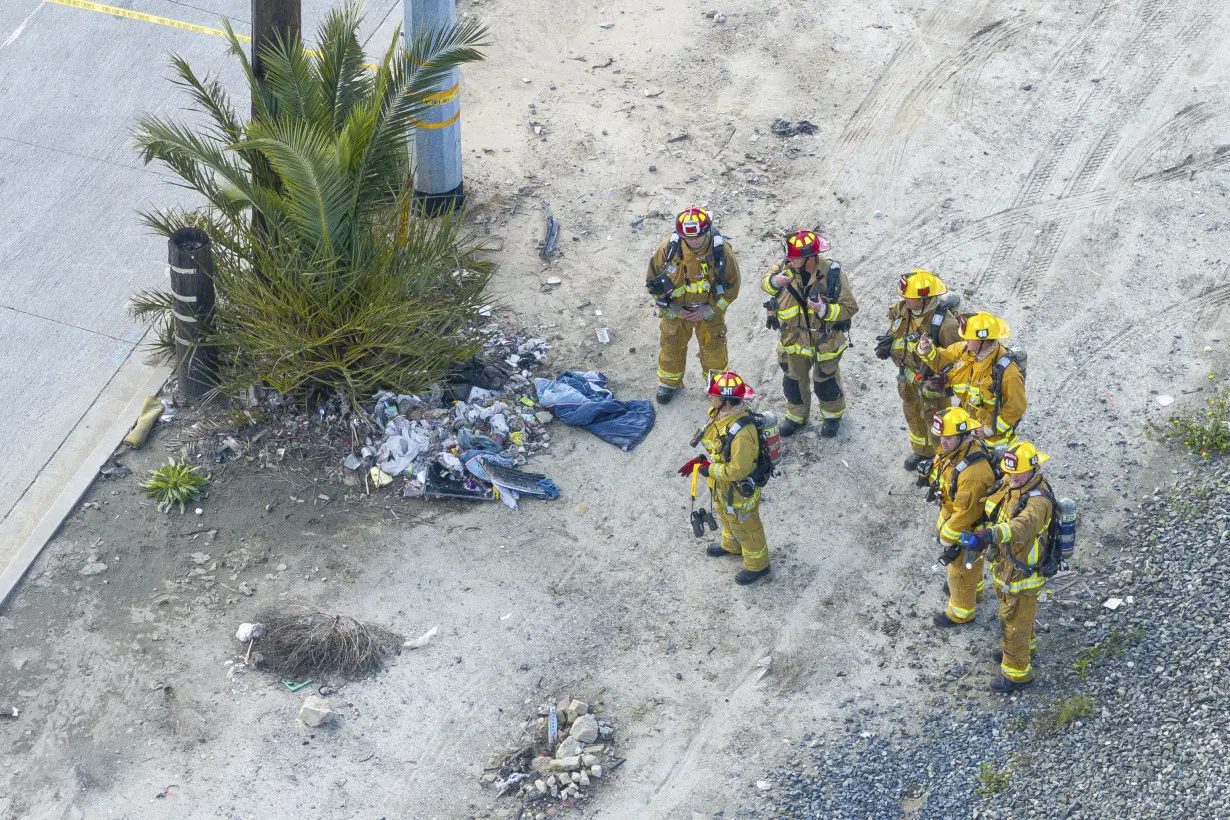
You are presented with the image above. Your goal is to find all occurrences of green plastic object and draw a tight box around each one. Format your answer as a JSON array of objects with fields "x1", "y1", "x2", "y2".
[{"x1": 281, "y1": 679, "x2": 313, "y2": 692}]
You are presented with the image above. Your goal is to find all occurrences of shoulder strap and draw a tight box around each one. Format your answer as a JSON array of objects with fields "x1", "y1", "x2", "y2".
[
  {"x1": 666, "y1": 233, "x2": 683, "y2": 263},
  {"x1": 947, "y1": 448, "x2": 989, "y2": 492},
  {"x1": 711, "y1": 233, "x2": 727, "y2": 291},
  {"x1": 991, "y1": 350, "x2": 1014, "y2": 431}
]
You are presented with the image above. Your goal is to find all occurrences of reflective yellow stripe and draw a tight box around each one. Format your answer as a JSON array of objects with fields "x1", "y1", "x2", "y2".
[
  {"x1": 920, "y1": 346, "x2": 939, "y2": 363},
  {"x1": 780, "y1": 343, "x2": 816, "y2": 357},
  {"x1": 994, "y1": 575, "x2": 1045, "y2": 594},
  {"x1": 716, "y1": 297, "x2": 730, "y2": 311},
  {"x1": 948, "y1": 602, "x2": 975, "y2": 618},
  {"x1": 742, "y1": 543, "x2": 768, "y2": 559},
  {"x1": 996, "y1": 416, "x2": 1014, "y2": 433},
  {"x1": 818, "y1": 407, "x2": 845, "y2": 419},
  {"x1": 762, "y1": 279, "x2": 781, "y2": 296},
  {"x1": 1001, "y1": 660, "x2": 1032, "y2": 680},
  {"x1": 682, "y1": 280, "x2": 712, "y2": 294},
  {"x1": 908, "y1": 432, "x2": 928, "y2": 445},
  {"x1": 815, "y1": 343, "x2": 849, "y2": 362},
  {"x1": 777, "y1": 305, "x2": 801, "y2": 320},
  {"x1": 785, "y1": 410, "x2": 806, "y2": 423},
  {"x1": 891, "y1": 340, "x2": 906, "y2": 350},
  {"x1": 657, "y1": 368, "x2": 683, "y2": 382},
  {"x1": 940, "y1": 522, "x2": 962, "y2": 541},
  {"x1": 826, "y1": 304, "x2": 841, "y2": 322}
]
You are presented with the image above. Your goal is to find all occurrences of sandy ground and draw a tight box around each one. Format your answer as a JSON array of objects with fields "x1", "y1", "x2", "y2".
[{"x1": 3, "y1": 0, "x2": 1230, "y2": 817}]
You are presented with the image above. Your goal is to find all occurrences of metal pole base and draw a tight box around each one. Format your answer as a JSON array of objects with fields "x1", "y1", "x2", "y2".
[{"x1": 413, "y1": 183, "x2": 465, "y2": 217}]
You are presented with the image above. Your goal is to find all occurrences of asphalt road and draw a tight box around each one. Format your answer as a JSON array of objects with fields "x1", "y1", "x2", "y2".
[{"x1": 0, "y1": 0, "x2": 403, "y2": 580}]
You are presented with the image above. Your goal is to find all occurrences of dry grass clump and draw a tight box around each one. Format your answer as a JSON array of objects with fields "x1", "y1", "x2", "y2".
[{"x1": 258, "y1": 607, "x2": 402, "y2": 679}]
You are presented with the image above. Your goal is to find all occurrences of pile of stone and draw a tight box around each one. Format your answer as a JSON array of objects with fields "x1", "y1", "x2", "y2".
[{"x1": 482, "y1": 696, "x2": 619, "y2": 817}]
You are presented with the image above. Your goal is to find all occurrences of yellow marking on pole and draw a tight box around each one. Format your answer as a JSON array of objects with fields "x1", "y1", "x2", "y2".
[
  {"x1": 423, "y1": 82, "x2": 459, "y2": 105},
  {"x1": 43, "y1": 0, "x2": 378, "y2": 69},
  {"x1": 407, "y1": 111, "x2": 460, "y2": 130}
]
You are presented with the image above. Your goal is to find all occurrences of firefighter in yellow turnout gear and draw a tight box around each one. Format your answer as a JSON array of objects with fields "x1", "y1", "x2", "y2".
[
  {"x1": 916, "y1": 312, "x2": 1026, "y2": 446},
  {"x1": 647, "y1": 207, "x2": 742, "y2": 405},
  {"x1": 875, "y1": 270, "x2": 961, "y2": 471},
  {"x1": 960, "y1": 441, "x2": 1054, "y2": 693},
  {"x1": 762, "y1": 230, "x2": 859, "y2": 438},
  {"x1": 926, "y1": 408, "x2": 997, "y2": 628},
  {"x1": 678, "y1": 372, "x2": 771, "y2": 585}
]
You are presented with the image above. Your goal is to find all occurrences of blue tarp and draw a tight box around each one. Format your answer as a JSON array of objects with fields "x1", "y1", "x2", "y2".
[{"x1": 533, "y1": 371, "x2": 656, "y2": 451}]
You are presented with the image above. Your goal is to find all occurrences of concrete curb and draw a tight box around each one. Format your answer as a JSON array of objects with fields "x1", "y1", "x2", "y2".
[{"x1": 0, "y1": 366, "x2": 169, "y2": 608}]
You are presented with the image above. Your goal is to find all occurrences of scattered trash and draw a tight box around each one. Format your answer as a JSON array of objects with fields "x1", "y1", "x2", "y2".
[
  {"x1": 1156, "y1": 394, "x2": 1175, "y2": 407},
  {"x1": 234, "y1": 622, "x2": 266, "y2": 643},
  {"x1": 667, "y1": 133, "x2": 689, "y2": 143},
  {"x1": 644, "y1": 87, "x2": 664, "y2": 98},
  {"x1": 598, "y1": 21, "x2": 614, "y2": 28},
  {"x1": 770, "y1": 118, "x2": 818, "y2": 137},
  {"x1": 99, "y1": 462, "x2": 132, "y2": 478},
  {"x1": 260, "y1": 607, "x2": 402, "y2": 679},
  {"x1": 595, "y1": 327, "x2": 611, "y2": 345},
  {"x1": 484, "y1": 695, "x2": 619, "y2": 812},
  {"x1": 123, "y1": 395, "x2": 164, "y2": 448},
  {"x1": 755, "y1": 655, "x2": 773, "y2": 681},
  {"x1": 154, "y1": 785, "x2": 177, "y2": 799},
  {"x1": 534, "y1": 371, "x2": 655, "y2": 451},
  {"x1": 1, "y1": 707, "x2": 18, "y2": 719},
  {"x1": 757, "y1": 780, "x2": 773, "y2": 791},
  {"x1": 299, "y1": 695, "x2": 334, "y2": 727},
  {"x1": 541, "y1": 201, "x2": 560, "y2": 259},
  {"x1": 404, "y1": 625, "x2": 438, "y2": 649},
  {"x1": 1103, "y1": 598, "x2": 1124, "y2": 610},
  {"x1": 282, "y1": 679, "x2": 314, "y2": 692}
]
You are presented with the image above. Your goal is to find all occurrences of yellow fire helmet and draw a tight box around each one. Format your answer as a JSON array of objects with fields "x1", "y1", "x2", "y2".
[
  {"x1": 958, "y1": 311, "x2": 1010, "y2": 341},
  {"x1": 1000, "y1": 441, "x2": 1050, "y2": 474},
  {"x1": 898, "y1": 269, "x2": 948, "y2": 300},
  {"x1": 931, "y1": 406, "x2": 976, "y2": 438}
]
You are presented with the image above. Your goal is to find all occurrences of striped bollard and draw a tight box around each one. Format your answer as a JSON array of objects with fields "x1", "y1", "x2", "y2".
[
  {"x1": 406, "y1": 0, "x2": 464, "y2": 215},
  {"x1": 167, "y1": 228, "x2": 217, "y2": 401}
]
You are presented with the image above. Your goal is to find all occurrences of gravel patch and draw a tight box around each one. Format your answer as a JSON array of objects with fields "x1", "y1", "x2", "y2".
[{"x1": 744, "y1": 460, "x2": 1230, "y2": 819}]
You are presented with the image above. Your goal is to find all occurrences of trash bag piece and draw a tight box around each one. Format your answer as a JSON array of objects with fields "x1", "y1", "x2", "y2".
[{"x1": 534, "y1": 371, "x2": 655, "y2": 451}]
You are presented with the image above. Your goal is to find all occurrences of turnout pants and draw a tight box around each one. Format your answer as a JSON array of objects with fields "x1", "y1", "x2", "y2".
[
  {"x1": 657, "y1": 315, "x2": 728, "y2": 389},
  {"x1": 945, "y1": 554, "x2": 985, "y2": 623},
  {"x1": 898, "y1": 380, "x2": 948, "y2": 457},
  {"x1": 996, "y1": 587, "x2": 1039, "y2": 682},
  {"x1": 715, "y1": 505, "x2": 770, "y2": 571},
  {"x1": 778, "y1": 350, "x2": 845, "y2": 424}
]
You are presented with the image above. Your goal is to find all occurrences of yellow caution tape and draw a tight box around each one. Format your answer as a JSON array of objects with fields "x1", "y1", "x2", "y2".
[
  {"x1": 423, "y1": 82, "x2": 459, "y2": 105},
  {"x1": 408, "y1": 111, "x2": 461, "y2": 130},
  {"x1": 44, "y1": 0, "x2": 378, "y2": 70}
]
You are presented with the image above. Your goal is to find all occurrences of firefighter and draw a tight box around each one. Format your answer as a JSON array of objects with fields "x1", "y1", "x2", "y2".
[
  {"x1": 875, "y1": 270, "x2": 961, "y2": 471},
  {"x1": 677, "y1": 371, "x2": 771, "y2": 585},
  {"x1": 959, "y1": 441, "x2": 1053, "y2": 692},
  {"x1": 646, "y1": 207, "x2": 742, "y2": 405},
  {"x1": 762, "y1": 230, "x2": 859, "y2": 438},
  {"x1": 927, "y1": 407, "x2": 997, "y2": 628},
  {"x1": 915, "y1": 312, "x2": 1026, "y2": 445}
]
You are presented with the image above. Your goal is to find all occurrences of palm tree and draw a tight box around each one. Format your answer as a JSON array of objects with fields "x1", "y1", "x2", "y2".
[{"x1": 131, "y1": 2, "x2": 492, "y2": 399}]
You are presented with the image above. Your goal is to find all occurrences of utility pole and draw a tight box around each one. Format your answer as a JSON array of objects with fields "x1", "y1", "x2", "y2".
[
  {"x1": 406, "y1": 0, "x2": 465, "y2": 215},
  {"x1": 251, "y1": 0, "x2": 301, "y2": 108}
]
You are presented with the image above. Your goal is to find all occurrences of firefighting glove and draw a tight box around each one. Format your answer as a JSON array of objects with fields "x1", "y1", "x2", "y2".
[
  {"x1": 874, "y1": 334, "x2": 894, "y2": 360},
  {"x1": 677, "y1": 456, "x2": 709, "y2": 477},
  {"x1": 698, "y1": 462, "x2": 710, "y2": 478},
  {"x1": 938, "y1": 543, "x2": 962, "y2": 565}
]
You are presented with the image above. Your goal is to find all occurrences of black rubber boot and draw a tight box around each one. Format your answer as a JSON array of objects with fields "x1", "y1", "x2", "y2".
[
  {"x1": 991, "y1": 676, "x2": 1033, "y2": 694},
  {"x1": 707, "y1": 542, "x2": 738, "y2": 558},
  {"x1": 932, "y1": 611, "x2": 967, "y2": 628},
  {"x1": 821, "y1": 418, "x2": 840, "y2": 438},
  {"x1": 735, "y1": 567, "x2": 771, "y2": 585},
  {"x1": 656, "y1": 386, "x2": 677, "y2": 405},
  {"x1": 779, "y1": 417, "x2": 806, "y2": 438},
  {"x1": 904, "y1": 453, "x2": 926, "y2": 471}
]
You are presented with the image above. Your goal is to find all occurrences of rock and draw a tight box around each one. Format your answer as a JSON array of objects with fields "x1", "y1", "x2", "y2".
[
  {"x1": 534, "y1": 779, "x2": 547, "y2": 794},
  {"x1": 550, "y1": 755, "x2": 581, "y2": 772},
  {"x1": 546, "y1": 276, "x2": 562, "y2": 285},
  {"x1": 579, "y1": 770, "x2": 590, "y2": 786},
  {"x1": 566, "y1": 698, "x2": 589, "y2": 718},
  {"x1": 555, "y1": 737, "x2": 584, "y2": 759},
  {"x1": 530, "y1": 756, "x2": 553, "y2": 773},
  {"x1": 581, "y1": 753, "x2": 599, "y2": 767},
  {"x1": 570, "y1": 713, "x2": 599, "y2": 743},
  {"x1": 298, "y1": 696, "x2": 333, "y2": 727},
  {"x1": 570, "y1": 772, "x2": 581, "y2": 783},
  {"x1": 590, "y1": 764, "x2": 603, "y2": 778},
  {"x1": 535, "y1": 411, "x2": 554, "y2": 424},
  {"x1": 80, "y1": 561, "x2": 108, "y2": 576}
]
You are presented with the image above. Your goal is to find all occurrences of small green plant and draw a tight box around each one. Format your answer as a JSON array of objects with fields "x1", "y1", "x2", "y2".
[
  {"x1": 1050, "y1": 694, "x2": 1094, "y2": 730},
  {"x1": 142, "y1": 459, "x2": 210, "y2": 513},
  {"x1": 975, "y1": 760, "x2": 1011, "y2": 796},
  {"x1": 1164, "y1": 388, "x2": 1230, "y2": 457},
  {"x1": 1070, "y1": 628, "x2": 1144, "y2": 680}
]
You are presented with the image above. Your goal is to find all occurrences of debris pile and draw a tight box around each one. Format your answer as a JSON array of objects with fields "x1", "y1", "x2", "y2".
[
  {"x1": 483, "y1": 696, "x2": 621, "y2": 815},
  {"x1": 344, "y1": 332, "x2": 561, "y2": 508}
]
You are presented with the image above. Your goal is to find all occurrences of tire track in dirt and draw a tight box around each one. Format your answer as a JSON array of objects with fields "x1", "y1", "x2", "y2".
[
  {"x1": 1052, "y1": 278, "x2": 1230, "y2": 398},
  {"x1": 1005, "y1": 2, "x2": 1218, "y2": 302}
]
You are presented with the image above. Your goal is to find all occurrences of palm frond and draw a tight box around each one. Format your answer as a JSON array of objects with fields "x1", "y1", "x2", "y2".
[
  {"x1": 259, "y1": 27, "x2": 327, "y2": 125},
  {"x1": 167, "y1": 55, "x2": 243, "y2": 143},
  {"x1": 313, "y1": 2, "x2": 372, "y2": 131}
]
